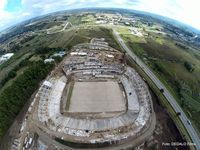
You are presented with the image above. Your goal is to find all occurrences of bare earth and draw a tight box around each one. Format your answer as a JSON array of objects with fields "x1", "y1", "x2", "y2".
[{"x1": 68, "y1": 81, "x2": 126, "y2": 112}]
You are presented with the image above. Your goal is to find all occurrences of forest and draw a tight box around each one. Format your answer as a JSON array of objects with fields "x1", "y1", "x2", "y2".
[{"x1": 0, "y1": 60, "x2": 54, "y2": 137}]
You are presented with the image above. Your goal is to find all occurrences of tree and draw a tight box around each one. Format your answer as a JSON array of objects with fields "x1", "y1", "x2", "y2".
[
  {"x1": 181, "y1": 97, "x2": 185, "y2": 108},
  {"x1": 184, "y1": 61, "x2": 194, "y2": 72}
]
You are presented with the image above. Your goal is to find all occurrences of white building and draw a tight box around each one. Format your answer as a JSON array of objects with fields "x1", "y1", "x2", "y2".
[
  {"x1": 53, "y1": 51, "x2": 66, "y2": 57},
  {"x1": 44, "y1": 58, "x2": 54, "y2": 63},
  {"x1": 43, "y1": 80, "x2": 52, "y2": 88},
  {"x1": 0, "y1": 53, "x2": 14, "y2": 63},
  {"x1": 106, "y1": 54, "x2": 114, "y2": 58},
  {"x1": 70, "y1": 52, "x2": 87, "y2": 56}
]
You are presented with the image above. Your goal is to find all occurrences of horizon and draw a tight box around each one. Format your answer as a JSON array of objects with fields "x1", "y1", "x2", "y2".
[
  {"x1": 0, "y1": 7, "x2": 199, "y2": 34},
  {"x1": 0, "y1": 0, "x2": 200, "y2": 32}
]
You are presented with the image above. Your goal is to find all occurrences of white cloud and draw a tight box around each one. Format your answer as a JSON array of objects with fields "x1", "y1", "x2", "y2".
[
  {"x1": 172, "y1": 0, "x2": 200, "y2": 29},
  {"x1": 0, "y1": 0, "x2": 7, "y2": 10},
  {"x1": 0, "y1": 0, "x2": 200, "y2": 31},
  {"x1": 0, "y1": 0, "x2": 12, "y2": 29}
]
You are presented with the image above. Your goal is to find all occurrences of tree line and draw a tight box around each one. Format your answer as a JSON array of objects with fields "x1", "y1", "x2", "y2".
[
  {"x1": 0, "y1": 57, "x2": 31, "y2": 89},
  {"x1": 0, "y1": 60, "x2": 54, "y2": 137}
]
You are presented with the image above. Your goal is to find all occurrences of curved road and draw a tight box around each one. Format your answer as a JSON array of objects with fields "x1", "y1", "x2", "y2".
[{"x1": 113, "y1": 29, "x2": 200, "y2": 150}]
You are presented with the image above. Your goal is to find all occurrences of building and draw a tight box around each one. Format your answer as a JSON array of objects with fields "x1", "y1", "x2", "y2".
[
  {"x1": 0, "y1": 53, "x2": 14, "y2": 64},
  {"x1": 44, "y1": 58, "x2": 54, "y2": 63},
  {"x1": 53, "y1": 51, "x2": 66, "y2": 57}
]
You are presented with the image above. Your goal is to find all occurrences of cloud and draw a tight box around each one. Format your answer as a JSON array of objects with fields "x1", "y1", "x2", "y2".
[
  {"x1": 0, "y1": 0, "x2": 12, "y2": 29},
  {"x1": 0, "y1": 0, "x2": 200, "y2": 31},
  {"x1": 0, "y1": 0, "x2": 7, "y2": 10}
]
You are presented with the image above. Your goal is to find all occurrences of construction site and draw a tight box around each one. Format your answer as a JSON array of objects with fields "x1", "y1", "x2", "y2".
[{"x1": 11, "y1": 38, "x2": 154, "y2": 149}]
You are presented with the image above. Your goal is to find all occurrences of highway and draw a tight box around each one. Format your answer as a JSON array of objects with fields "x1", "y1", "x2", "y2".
[{"x1": 113, "y1": 29, "x2": 200, "y2": 150}]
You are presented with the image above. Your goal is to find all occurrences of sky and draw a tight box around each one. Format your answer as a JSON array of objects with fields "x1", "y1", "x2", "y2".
[{"x1": 0, "y1": 0, "x2": 200, "y2": 31}]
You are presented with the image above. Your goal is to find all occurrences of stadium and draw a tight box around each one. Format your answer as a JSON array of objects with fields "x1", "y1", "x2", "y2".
[{"x1": 33, "y1": 38, "x2": 154, "y2": 148}]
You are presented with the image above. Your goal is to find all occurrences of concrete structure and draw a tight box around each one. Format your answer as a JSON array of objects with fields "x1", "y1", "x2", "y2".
[{"x1": 32, "y1": 39, "x2": 153, "y2": 148}]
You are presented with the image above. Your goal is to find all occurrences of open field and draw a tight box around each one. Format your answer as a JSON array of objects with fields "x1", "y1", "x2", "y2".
[
  {"x1": 116, "y1": 27, "x2": 146, "y2": 43},
  {"x1": 67, "y1": 16, "x2": 82, "y2": 25},
  {"x1": 26, "y1": 26, "x2": 122, "y2": 51},
  {"x1": 67, "y1": 81, "x2": 126, "y2": 112},
  {"x1": 119, "y1": 26, "x2": 200, "y2": 133},
  {"x1": 0, "y1": 50, "x2": 32, "y2": 89},
  {"x1": 28, "y1": 30, "x2": 76, "y2": 49},
  {"x1": 67, "y1": 14, "x2": 96, "y2": 25},
  {"x1": 68, "y1": 26, "x2": 122, "y2": 50},
  {"x1": 126, "y1": 56, "x2": 194, "y2": 149}
]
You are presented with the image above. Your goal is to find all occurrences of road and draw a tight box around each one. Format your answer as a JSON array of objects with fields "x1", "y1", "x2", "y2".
[
  {"x1": 47, "y1": 22, "x2": 73, "y2": 34},
  {"x1": 113, "y1": 29, "x2": 200, "y2": 150}
]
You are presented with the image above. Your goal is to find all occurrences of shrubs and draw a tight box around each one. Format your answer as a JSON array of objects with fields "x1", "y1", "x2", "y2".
[
  {"x1": 184, "y1": 61, "x2": 194, "y2": 72},
  {"x1": 35, "y1": 46, "x2": 63, "y2": 55}
]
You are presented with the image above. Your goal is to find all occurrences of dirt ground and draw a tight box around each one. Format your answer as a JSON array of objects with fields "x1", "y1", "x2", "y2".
[
  {"x1": 141, "y1": 89, "x2": 189, "y2": 150},
  {"x1": 68, "y1": 81, "x2": 126, "y2": 112}
]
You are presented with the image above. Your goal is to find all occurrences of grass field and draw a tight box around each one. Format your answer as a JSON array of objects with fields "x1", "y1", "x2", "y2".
[
  {"x1": 67, "y1": 16, "x2": 82, "y2": 25},
  {"x1": 81, "y1": 14, "x2": 96, "y2": 24},
  {"x1": 126, "y1": 56, "x2": 195, "y2": 150},
  {"x1": 65, "y1": 81, "x2": 74, "y2": 111},
  {"x1": 119, "y1": 26, "x2": 200, "y2": 133},
  {"x1": 47, "y1": 26, "x2": 63, "y2": 33},
  {"x1": 66, "y1": 26, "x2": 122, "y2": 51},
  {"x1": 116, "y1": 27, "x2": 146, "y2": 43},
  {"x1": 29, "y1": 30, "x2": 76, "y2": 49},
  {"x1": 67, "y1": 14, "x2": 96, "y2": 25},
  {"x1": 0, "y1": 50, "x2": 32, "y2": 86},
  {"x1": 32, "y1": 26, "x2": 121, "y2": 51}
]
